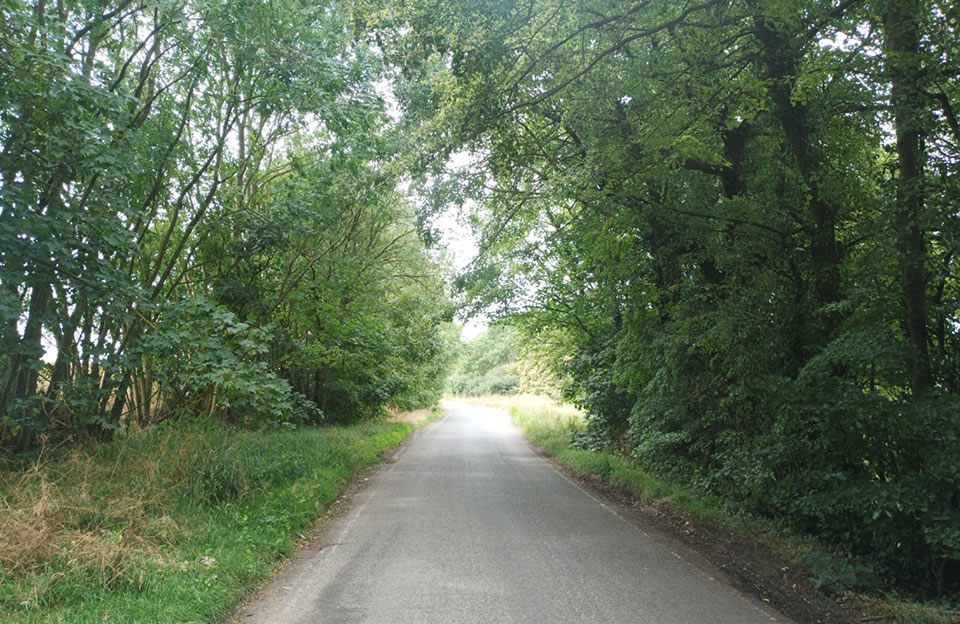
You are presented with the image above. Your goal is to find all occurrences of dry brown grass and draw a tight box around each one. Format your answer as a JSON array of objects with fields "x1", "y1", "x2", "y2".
[
  {"x1": 0, "y1": 444, "x2": 178, "y2": 597},
  {"x1": 451, "y1": 393, "x2": 583, "y2": 420},
  {"x1": 386, "y1": 406, "x2": 437, "y2": 424}
]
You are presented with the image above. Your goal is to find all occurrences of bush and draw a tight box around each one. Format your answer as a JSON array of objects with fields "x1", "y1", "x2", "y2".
[{"x1": 137, "y1": 296, "x2": 322, "y2": 425}]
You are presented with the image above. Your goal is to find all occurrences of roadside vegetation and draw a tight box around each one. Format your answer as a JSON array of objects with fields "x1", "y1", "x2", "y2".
[
  {"x1": 2, "y1": 4, "x2": 456, "y2": 617},
  {"x1": 446, "y1": 325, "x2": 565, "y2": 398},
  {"x1": 0, "y1": 411, "x2": 440, "y2": 623}
]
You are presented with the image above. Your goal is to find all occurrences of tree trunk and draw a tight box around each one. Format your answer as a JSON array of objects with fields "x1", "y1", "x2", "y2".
[
  {"x1": 885, "y1": 0, "x2": 934, "y2": 396},
  {"x1": 754, "y1": 17, "x2": 843, "y2": 345}
]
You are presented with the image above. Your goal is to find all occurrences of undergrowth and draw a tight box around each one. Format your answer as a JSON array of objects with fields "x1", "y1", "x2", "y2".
[{"x1": 0, "y1": 413, "x2": 433, "y2": 623}]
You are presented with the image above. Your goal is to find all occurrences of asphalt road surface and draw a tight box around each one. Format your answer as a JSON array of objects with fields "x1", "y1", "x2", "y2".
[{"x1": 236, "y1": 402, "x2": 791, "y2": 624}]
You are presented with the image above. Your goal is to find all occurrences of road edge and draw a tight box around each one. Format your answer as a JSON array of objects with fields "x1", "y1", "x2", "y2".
[
  {"x1": 222, "y1": 412, "x2": 446, "y2": 623},
  {"x1": 508, "y1": 416, "x2": 862, "y2": 624}
]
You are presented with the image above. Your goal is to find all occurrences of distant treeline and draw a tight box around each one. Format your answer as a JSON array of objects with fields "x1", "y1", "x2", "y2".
[{"x1": 446, "y1": 325, "x2": 564, "y2": 398}]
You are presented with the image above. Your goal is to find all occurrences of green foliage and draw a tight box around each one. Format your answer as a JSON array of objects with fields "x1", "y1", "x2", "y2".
[
  {"x1": 137, "y1": 296, "x2": 321, "y2": 424},
  {"x1": 0, "y1": 0, "x2": 453, "y2": 444},
  {"x1": 512, "y1": 338, "x2": 567, "y2": 400},
  {"x1": 200, "y1": 147, "x2": 455, "y2": 422},
  {"x1": 803, "y1": 551, "x2": 881, "y2": 594},
  {"x1": 889, "y1": 601, "x2": 960, "y2": 624}
]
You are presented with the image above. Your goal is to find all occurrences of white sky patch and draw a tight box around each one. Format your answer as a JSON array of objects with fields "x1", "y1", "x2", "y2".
[
  {"x1": 373, "y1": 78, "x2": 402, "y2": 121},
  {"x1": 433, "y1": 150, "x2": 489, "y2": 341},
  {"x1": 433, "y1": 205, "x2": 487, "y2": 341}
]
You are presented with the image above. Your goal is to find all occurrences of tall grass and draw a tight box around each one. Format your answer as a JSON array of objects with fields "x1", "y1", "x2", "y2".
[
  {"x1": 0, "y1": 415, "x2": 431, "y2": 623},
  {"x1": 457, "y1": 394, "x2": 583, "y2": 448}
]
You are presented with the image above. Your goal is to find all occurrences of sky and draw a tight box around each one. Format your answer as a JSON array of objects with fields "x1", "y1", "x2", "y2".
[{"x1": 432, "y1": 194, "x2": 489, "y2": 342}]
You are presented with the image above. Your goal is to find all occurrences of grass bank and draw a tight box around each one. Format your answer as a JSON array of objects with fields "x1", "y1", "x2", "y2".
[
  {"x1": 460, "y1": 394, "x2": 959, "y2": 624},
  {"x1": 0, "y1": 410, "x2": 439, "y2": 623}
]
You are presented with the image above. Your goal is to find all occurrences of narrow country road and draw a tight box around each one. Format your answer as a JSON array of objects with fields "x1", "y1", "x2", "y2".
[{"x1": 235, "y1": 403, "x2": 790, "y2": 624}]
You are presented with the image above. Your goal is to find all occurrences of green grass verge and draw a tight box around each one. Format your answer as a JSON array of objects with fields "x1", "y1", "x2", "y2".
[
  {"x1": 491, "y1": 396, "x2": 724, "y2": 520},
  {"x1": 0, "y1": 412, "x2": 438, "y2": 623},
  {"x1": 889, "y1": 601, "x2": 960, "y2": 624}
]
